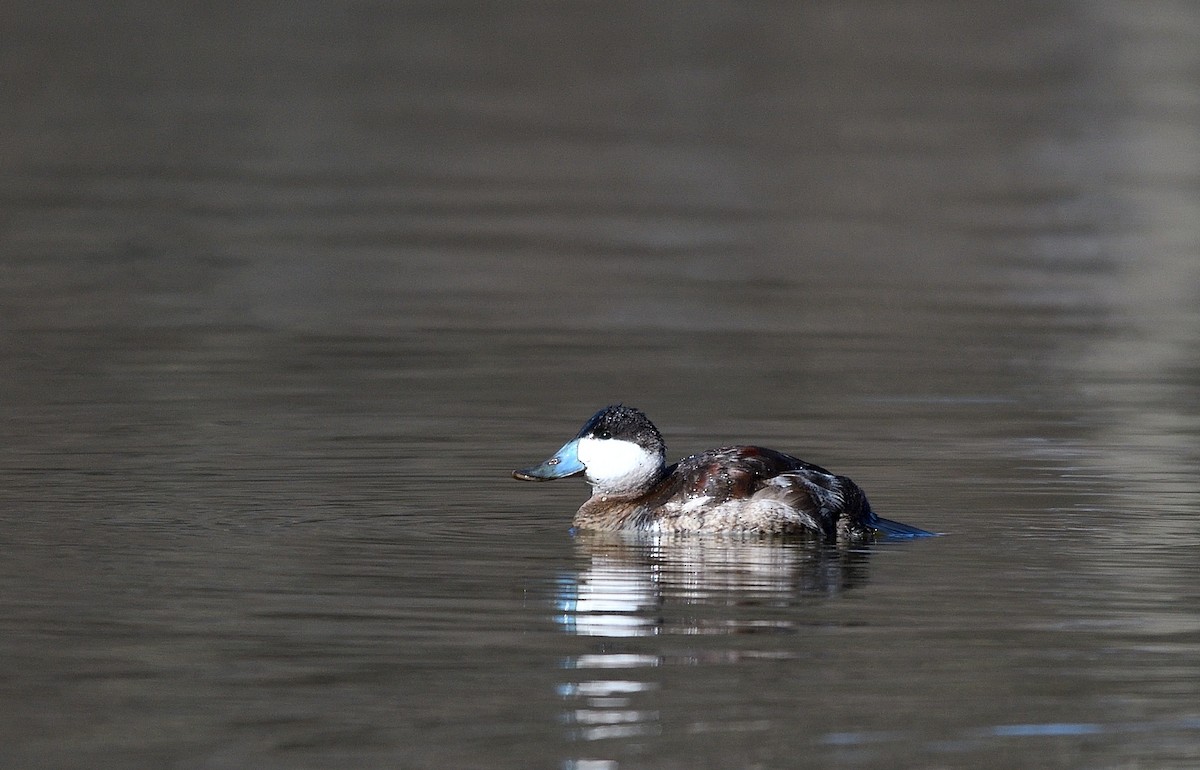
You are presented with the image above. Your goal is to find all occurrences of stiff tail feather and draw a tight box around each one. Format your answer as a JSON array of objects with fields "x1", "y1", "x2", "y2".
[{"x1": 872, "y1": 516, "x2": 937, "y2": 539}]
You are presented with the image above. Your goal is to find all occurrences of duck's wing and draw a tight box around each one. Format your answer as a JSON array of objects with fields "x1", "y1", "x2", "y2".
[
  {"x1": 672, "y1": 446, "x2": 816, "y2": 499},
  {"x1": 673, "y1": 446, "x2": 935, "y2": 540}
]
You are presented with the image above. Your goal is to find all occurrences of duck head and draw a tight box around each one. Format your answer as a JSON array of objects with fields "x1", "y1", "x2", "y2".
[{"x1": 513, "y1": 404, "x2": 667, "y2": 496}]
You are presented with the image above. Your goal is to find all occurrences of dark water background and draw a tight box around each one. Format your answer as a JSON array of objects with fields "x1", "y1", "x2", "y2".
[{"x1": 3, "y1": 2, "x2": 1200, "y2": 768}]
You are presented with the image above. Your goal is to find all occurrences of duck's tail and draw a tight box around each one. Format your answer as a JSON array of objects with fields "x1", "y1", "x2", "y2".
[{"x1": 871, "y1": 515, "x2": 938, "y2": 539}]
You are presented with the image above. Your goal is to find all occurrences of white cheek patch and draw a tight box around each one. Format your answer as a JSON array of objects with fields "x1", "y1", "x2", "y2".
[{"x1": 576, "y1": 437, "x2": 661, "y2": 494}]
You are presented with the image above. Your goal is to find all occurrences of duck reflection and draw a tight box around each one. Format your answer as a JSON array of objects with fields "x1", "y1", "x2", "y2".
[
  {"x1": 557, "y1": 531, "x2": 872, "y2": 637},
  {"x1": 555, "y1": 533, "x2": 875, "y2": 755}
]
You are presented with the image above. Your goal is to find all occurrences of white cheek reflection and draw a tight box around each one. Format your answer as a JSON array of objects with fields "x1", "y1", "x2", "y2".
[
  {"x1": 557, "y1": 674, "x2": 661, "y2": 741},
  {"x1": 555, "y1": 552, "x2": 663, "y2": 752},
  {"x1": 555, "y1": 559, "x2": 659, "y2": 637}
]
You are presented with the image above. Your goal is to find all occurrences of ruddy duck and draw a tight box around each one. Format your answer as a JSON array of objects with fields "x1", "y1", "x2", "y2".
[{"x1": 513, "y1": 405, "x2": 932, "y2": 541}]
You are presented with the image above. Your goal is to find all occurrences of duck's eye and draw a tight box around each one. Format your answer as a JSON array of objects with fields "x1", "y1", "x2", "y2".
[{"x1": 597, "y1": 429, "x2": 611, "y2": 439}]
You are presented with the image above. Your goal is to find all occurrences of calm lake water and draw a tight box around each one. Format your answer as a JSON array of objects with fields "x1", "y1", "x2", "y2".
[{"x1": 3, "y1": 1, "x2": 1200, "y2": 768}]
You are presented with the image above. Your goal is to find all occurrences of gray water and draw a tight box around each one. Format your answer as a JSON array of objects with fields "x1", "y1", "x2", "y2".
[{"x1": 3, "y1": 1, "x2": 1200, "y2": 768}]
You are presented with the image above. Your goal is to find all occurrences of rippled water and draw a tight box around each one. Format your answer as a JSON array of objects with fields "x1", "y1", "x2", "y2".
[{"x1": 3, "y1": 1, "x2": 1200, "y2": 768}]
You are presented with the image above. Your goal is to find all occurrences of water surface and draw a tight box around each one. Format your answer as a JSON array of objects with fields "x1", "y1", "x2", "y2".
[{"x1": 2, "y1": 1, "x2": 1200, "y2": 768}]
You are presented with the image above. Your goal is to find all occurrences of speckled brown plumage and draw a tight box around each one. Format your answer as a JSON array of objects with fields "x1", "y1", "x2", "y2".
[{"x1": 573, "y1": 446, "x2": 875, "y2": 540}]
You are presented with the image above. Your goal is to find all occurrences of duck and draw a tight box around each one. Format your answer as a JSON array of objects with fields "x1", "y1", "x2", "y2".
[{"x1": 513, "y1": 404, "x2": 932, "y2": 541}]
